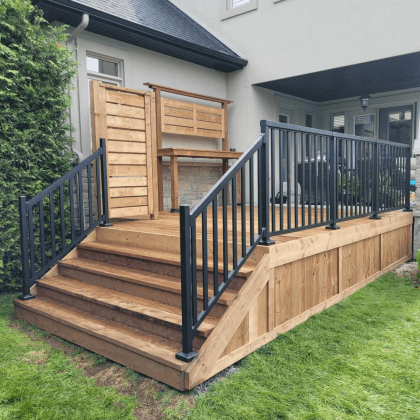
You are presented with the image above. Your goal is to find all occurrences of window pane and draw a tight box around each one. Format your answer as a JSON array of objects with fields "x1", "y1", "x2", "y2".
[
  {"x1": 306, "y1": 114, "x2": 313, "y2": 128},
  {"x1": 354, "y1": 114, "x2": 375, "y2": 138},
  {"x1": 332, "y1": 114, "x2": 345, "y2": 133},
  {"x1": 87, "y1": 56, "x2": 119, "y2": 77},
  {"x1": 279, "y1": 114, "x2": 288, "y2": 123},
  {"x1": 388, "y1": 110, "x2": 412, "y2": 144},
  {"x1": 231, "y1": 0, "x2": 250, "y2": 8}
]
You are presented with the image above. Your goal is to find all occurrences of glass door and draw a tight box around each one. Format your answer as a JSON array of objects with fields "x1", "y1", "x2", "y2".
[{"x1": 379, "y1": 105, "x2": 413, "y2": 145}]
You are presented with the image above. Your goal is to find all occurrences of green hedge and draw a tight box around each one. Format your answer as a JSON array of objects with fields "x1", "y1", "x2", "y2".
[{"x1": 0, "y1": 0, "x2": 78, "y2": 292}]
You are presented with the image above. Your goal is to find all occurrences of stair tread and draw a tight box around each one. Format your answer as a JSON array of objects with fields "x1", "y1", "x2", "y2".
[
  {"x1": 78, "y1": 241, "x2": 256, "y2": 277},
  {"x1": 38, "y1": 276, "x2": 217, "y2": 336},
  {"x1": 15, "y1": 297, "x2": 188, "y2": 370},
  {"x1": 59, "y1": 258, "x2": 238, "y2": 305}
]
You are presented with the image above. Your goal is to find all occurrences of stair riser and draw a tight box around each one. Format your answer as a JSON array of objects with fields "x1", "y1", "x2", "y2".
[
  {"x1": 78, "y1": 248, "x2": 246, "y2": 290},
  {"x1": 58, "y1": 265, "x2": 228, "y2": 318},
  {"x1": 14, "y1": 305, "x2": 186, "y2": 390},
  {"x1": 97, "y1": 227, "x2": 267, "y2": 265},
  {"x1": 37, "y1": 286, "x2": 206, "y2": 350}
]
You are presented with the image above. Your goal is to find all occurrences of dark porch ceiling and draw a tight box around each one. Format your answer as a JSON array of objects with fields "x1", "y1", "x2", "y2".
[{"x1": 255, "y1": 52, "x2": 420, "y2": 102}]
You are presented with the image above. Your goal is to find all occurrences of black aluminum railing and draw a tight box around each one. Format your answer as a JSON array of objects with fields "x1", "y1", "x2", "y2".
[
  {"x1": 18, "y1": 138, "x2": 112, "y2": 300},
  {"x1": 177, "y1": 121, "x2": 412, "y2": 360}
]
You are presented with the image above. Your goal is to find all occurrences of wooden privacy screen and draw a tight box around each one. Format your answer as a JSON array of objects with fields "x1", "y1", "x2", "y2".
[
  {"x1": 162, "y1": 98, "x2": 225, "y2": 139},
  {"x1": 90, "y1": 81, "x2": 158, "y2": 219}
]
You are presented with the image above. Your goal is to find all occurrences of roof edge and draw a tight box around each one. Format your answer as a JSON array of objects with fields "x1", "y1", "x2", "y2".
[
  {"x1": 167, "y1": 0, "x2": 247, "y2": 61},
  {"x1": 35, "y1": 0, "x2": 248, "y2": 70}
]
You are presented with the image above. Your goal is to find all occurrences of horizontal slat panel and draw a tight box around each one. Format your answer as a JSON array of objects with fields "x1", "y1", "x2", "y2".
[
  {"x1": 110, "y1": 205, "x2": 149, "y2": 218},
  {"x1": 196, "y1": 120, "x2": 222, "y2": 131},
  {"x1": 109, "y1": 165, "x2": 147, "y2": 177},
  {"x1": 164, "y1": 98, "x2": 193, "y2": 111},
  {"x1": 106, "y1": 90, "x2": 145, "y2": 108},
  {"x1": 107, "y1": 128, "x2": 146, "y2": 142},
  {"x1": 197, "y1": 112, "x2": 222, "y2": 123},
  {"x1": 197, "y1": 128, "x2": 224, "y2": 139},
  {"x1": 108, "y1": 140, "x2": 146, "y2": 154},
  {"x1": 106, "y1": 103, "x2": 145, "y2": 119},
  {"x1": 108, "y1": 153, "x2": 147, "y2": 165},
  {"x1": 110, "y1": 187, "x2": 148, "y2": 198},
  {"x1": 107, "y1": 115, "x2": 145, "y2": 130},
  {"x1": 196, "y1": 104, "x2": 223, "y2": 116},
  {"x1": 108, "y1": 177, "x2": 148, "y2": 188},
  {"x1": 164, "y1": 107, "x2": 193, "y2": 119},
  {"x1": 163, "y1": 125, "x2": 195, "y2": 136},
  {"x1": 110, "y1": 196, "x2": 148, "y2": 208},
  {"x1": 163, "y1": 116, "x2": 194, "y2": 128}
]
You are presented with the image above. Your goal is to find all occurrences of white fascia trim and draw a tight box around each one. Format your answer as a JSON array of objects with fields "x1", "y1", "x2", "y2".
[{"x1": 168, "y1": 0, "x2": 247, "y2": 61}]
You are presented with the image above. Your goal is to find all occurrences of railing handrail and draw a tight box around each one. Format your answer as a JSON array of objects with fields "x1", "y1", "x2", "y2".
[
  {"x1": 264, "y1": 120, "x2": 411, "y2": 149},
  {"x1": 19, "y1": 138, "x2": 111, "y2": 301},
  {"x1": 190, "y1": 134, "x2": 265, "y2": 219},
  {"x1": 26, "y1": 147, "x2": 104, "y2": 208}
]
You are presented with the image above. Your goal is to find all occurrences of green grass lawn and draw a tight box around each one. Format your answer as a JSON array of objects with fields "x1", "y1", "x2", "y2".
[
  {"x1": 188, "y1": 273, "x2": 420, "y2": 420},
  {"x1": 1, "y1": 272, "x2": 419, "y2": 419}
]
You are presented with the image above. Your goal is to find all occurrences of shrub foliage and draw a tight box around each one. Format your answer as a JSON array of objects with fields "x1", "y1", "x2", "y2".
[{"x1": 0, "y1": 0, "x2": 77, "y2": 292}]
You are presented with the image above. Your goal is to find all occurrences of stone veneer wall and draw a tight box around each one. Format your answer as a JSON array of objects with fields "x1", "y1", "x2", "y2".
[{"x1": 162, "y1": 162, "x2": 223, "y2": 211}]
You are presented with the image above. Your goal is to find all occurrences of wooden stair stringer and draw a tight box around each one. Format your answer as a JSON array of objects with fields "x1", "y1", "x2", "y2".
[{"x1": 184, "y1": 253, "x2": 270, "y2": 390}]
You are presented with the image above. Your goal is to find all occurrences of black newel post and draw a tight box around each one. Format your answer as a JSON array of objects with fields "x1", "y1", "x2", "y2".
[
  {"x1": 370, "y1": 141, "x2": 381, "y2": 220},
  {"x1": 100, "y1": 138, "x2": 113, "y2": 227},
  {"x1": 260, "y1": 120, "x2": 275, "y2": 245},
  {"x1": 404, "y1": 146, "x2": 413, "y2": 212},
  {"x1": 18, "y1": 196, "x2": 35, "y2": 301},
  {"x1": 176, "y1": 205, "x2": 197, "y2": 362},
  {"x1": 327, "y1": 136, "x2": 340, "y2": 230}
]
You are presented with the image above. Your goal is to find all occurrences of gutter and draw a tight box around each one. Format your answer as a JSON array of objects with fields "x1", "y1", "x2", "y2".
[{"x1": 34, "y1": 0, "x2": 248, "y2": 70}]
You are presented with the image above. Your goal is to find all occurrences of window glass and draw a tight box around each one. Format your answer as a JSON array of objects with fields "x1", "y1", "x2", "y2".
[
  {"x1": 332, "y1": 113, "x2": 345, "y2": 133},
  {"x1": 86, "y1": 56, "x2": 118, "y2": 77},
  {"x1": 279, "y1": 114, "x2": 289, "y2": 124},
  {"x1": 231, "y1": 0, "x2": 250, "y2": 8},
  {"x1": 306, "y1": 114, "x2": 313, "y2": 128},
  {"x1": 388, "y1": 110, "x2": 412, "y2": 144},
  {"x1": 354, "y1": 114, "x2": 375, "y2": 138}
]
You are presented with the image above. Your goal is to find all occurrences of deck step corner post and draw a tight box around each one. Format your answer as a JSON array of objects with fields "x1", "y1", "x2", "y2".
[
  {"x1": 18, "y1": 195, "x2": 35, "y2": 301},
  {"x1": 259, "y1": 120, "x2": 275, "y2": 245},
  {"x1": 176, "y1": 205, "x2": 197, "y2": 362},
  {"x1": 326, "y1": 135, "x2": 340, "y2": 230},
  {"x1": 99, "y1": 138, "x2": 113, "y2": 227},
  {"x1": 403, "y1": 146, "x2": 413, "y2": 212},
  {"x1": 370, "y1": 141, "x2": 381, "y2": 220}
]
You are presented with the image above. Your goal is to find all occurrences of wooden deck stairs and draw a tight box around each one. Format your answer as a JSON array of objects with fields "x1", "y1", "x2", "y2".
[{"x1": 14, "y1": 220, "x2": 262, "y2": 390}]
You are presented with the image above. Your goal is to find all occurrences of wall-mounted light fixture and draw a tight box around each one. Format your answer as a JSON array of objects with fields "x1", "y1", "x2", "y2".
[{"x1": 359, "y1": 95, "x2": 370, "y2": 113}]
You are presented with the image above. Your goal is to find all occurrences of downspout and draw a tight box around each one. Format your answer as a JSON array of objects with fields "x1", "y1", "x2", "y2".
[
  {"x1": 67, "y1": 14, "x2": 89, "y2": 163},
  {"x1": 68, "y1": 13, "x2": 89, "y2": 43}
]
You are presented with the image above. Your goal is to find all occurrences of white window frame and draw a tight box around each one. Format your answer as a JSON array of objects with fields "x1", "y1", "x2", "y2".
[
  {"x1": 86, "y1": 52, "x2": 124, "y2": 86},
  {"x1": 353, "y1": 113, "x2": 376, "y2": 138},
  {"x1": 221, "y1": 0, "x2": 257, "y2": 20}
]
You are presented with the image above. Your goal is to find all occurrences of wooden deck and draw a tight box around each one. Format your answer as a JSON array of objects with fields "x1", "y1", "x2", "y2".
[{"x1": 14, "y1": 209, "x2": 413, "y2": 390}]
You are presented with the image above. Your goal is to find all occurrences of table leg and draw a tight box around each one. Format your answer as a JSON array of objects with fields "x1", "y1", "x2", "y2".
[{"x1": 170, "y1": 156, "x2": 179, "y2": 212}]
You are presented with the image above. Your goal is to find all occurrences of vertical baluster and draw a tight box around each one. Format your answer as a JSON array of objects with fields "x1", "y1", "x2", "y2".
[
  {"x1": 404, "y1": 146, "x2": 411, "y2": 211},
  {"x1": 50, "y1": 191, "x2": 56, "y2": 259},
  {"x1": 222, "y1": 187, "x2": 228, "y2": 284},
  {"x1": 271, "y1": 128, "x2": 276, "y2": 232},
  {"x1": 191, "y1": 220, "x2": 197, "y2": 325},
  {"x1": 314, "y1": 135, "x2": 318, "y2": 224},
  {"x1": 294, "y1": 132, "x2": 299, "y2": 228},
  {"x1": 326, "y1": 136, "x2": 330, "y2": 220},
  {"x1": 345, "y1": 140, "x2": 349, "y2": 218},
  {"x1": 308, "y1": 134, "x2": 312, "y2": 225},
  {"x1": 87, "y1": 162, "x2": 93, "y2": 227},
  {"x1": 287, "y1": 131, "x2": 291, "y2": 230},
  {"x1": 257, "y1": 149, "x2": 262, "y2": 235},
  {"x1": 69, "y1": 177, "x2": 76, "y2": 242},
  {"x1": 78, "y1": 170, "x2": 85, "y2": 233},
  {"x1": 363, "y1": 142, "x2": 367, "y2": 214},
  {"x1": 279, "y1": 131, "x2": 284, "y2": 230},
  {"x1": 28, "y1": 205, "x2": 35, "y2": 279},
  {"x1": 327, "y1": 136, "x2": 339, "y2": 230},
  {"x1": 393, "y1": 146, "x2": 397, "y2": 208},
  {"x1": 350, "y1": 140, "x2": 353, "y2": 217},
  {"x1": 320, "y1": 136, "x2": 324, "y2": 223},
  {"x1": 39, "y1": 199, "x2": 46, "y2": 267},
  {"x1": 241, "y1": 166, "x2": 246, "y2": 257},
  {"x1": 340, "y1": 139, "x2": 344, "y2": 219},
  {"x1": 59, "y1": 184, "x2": 66, "y2": 252},
  {"x1": 232, "y1": 177, "x2": 237, "y2": 269},
  {"x1": 202, "y1": 209, "x2": 208, "y2": 311},
  {"x1": 357, "y1": 142, "x2": 361, "y2": 216},
  {"x1": 249, "y1": 157, "x2": 255, "y2": 244},
  {"x1": 301, "y1": 132, "x2": 306, "y2": 227},
  {"x1": 212, "y1": 198, "x2": 218, "y2": 296},
  {"x1": 96, "y1": 157, "x2": 101, "y2": 221}
]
